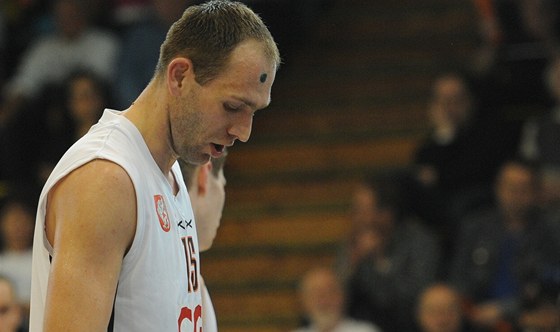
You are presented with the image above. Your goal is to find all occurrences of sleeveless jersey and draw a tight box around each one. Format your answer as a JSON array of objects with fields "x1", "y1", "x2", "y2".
[{"x1": 30, "y1": 109, "x2": 203, "y2": 332}]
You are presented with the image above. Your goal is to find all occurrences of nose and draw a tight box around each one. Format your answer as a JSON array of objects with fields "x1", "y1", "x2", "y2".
[{"x1": 228, "y1": 112, "x2": 253, "y2": 143}]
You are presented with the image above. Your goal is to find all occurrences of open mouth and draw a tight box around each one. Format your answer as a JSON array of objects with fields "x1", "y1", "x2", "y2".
[{"x1": 212, "y1": 143, "x2": 225, "y2": 153}]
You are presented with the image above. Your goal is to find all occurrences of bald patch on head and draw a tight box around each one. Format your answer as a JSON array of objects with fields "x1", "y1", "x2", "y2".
[{"x1": 259, "y1": 73, "x2": 268, "y2": 83}]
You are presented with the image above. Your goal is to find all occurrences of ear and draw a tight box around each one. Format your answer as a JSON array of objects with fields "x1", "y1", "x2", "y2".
[
  {"x1": 196, "y1": 163, "x2": 212, "y2": 196},
  {"x1": 167, "y1": 57, "x2": 193, "y2": 96}
]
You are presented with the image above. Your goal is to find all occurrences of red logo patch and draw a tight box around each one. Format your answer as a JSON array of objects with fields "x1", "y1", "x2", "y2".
[{"x1": 154, "y1": 195, "x2": 171, "y2": 232}]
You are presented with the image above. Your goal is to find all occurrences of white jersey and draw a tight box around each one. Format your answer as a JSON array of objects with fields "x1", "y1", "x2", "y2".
[{"x1": 30, "y1": 109, "x2": 203, "y2": 332}]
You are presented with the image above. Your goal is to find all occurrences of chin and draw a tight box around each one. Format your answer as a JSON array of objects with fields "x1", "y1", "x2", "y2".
[{"x1": 182, "y1": 153, "x2": 211, "y2": 166}]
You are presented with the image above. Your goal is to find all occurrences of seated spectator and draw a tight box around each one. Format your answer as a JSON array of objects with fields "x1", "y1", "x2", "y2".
[
  {"x1": 0, "y1": 188, "x2": 38, "y2": 330},
  {"x1": 293, "y1": 266, "x2": 381, "y2": 332},
  {"x1": 0, "y1": 275, "x2": 24, "y2": 332},
  {"x1": 37, "y1": 70, "x2": 110, "y2": 183},
  {"x1": 1, "y1": 70, "x2": 110, "y2": 187},
  {"x1": 115, "y1": 0, "x2": 190, "y2": 108},
  {"x1": 519, "y1": 56, "x2": 560, "y2": 220},
  {"x1": 0, "y1": 0, "x2": 119, "y2": 128},
  {"x1": 416, "y1": 283, "x2": 474, "y2": 332},
  {"x1": 344, "y1": 172, "x2": 441, "y2": 332},
  {"x1": 449, "y1": 158, "x2": 559, "y2": 331}
]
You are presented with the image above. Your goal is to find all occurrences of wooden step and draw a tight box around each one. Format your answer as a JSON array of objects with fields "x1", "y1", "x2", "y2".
[
  {"x1": 213, "y1": 212, "x2": 351, "y2": 249},
  {"x1": 202, "y1": 247, "x2": 338, "y2": 287},
  {"x1": 251, "y1": 103, "x2": 429, "y2": 143},
  {"x1": 224, "y1": 179, "x2": 356, "y2": 215},
  {"x1": 225, "y1": 135, "x2": 421, "y2": 180},
  {"x1": 209, "y1": 287, "x2": 300, "y2": 331}
]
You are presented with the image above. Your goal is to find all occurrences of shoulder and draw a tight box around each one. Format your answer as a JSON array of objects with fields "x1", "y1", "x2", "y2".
[
  {"x1": 61, "y1": 159, "x2": 133, "y2": 191},
  {"x1": 49, "y1": 159, "x2": 136, "y2": 222},
  {"x1": 47, "y1": 159, "x2": 136, "y2": 253}
]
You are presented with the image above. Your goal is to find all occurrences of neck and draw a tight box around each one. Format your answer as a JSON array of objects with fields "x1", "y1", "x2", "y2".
[{"x1": 124, "y1": 80, "x2": 178, "y2": 186}]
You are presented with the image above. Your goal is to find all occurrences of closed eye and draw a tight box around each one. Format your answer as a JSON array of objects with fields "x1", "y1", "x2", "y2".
[{"x1": 224, "y1": 103, "x2": 242, "y2": 112}]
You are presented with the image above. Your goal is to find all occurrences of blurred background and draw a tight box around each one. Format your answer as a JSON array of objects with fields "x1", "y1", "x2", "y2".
[{"x1": 2, "y1": 0, "x2": 560, "y2": 331}]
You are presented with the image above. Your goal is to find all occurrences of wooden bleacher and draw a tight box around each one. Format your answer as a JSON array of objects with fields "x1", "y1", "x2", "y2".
[{"x1": 201, "y1": 0, "x2": 480, "y2": 331}]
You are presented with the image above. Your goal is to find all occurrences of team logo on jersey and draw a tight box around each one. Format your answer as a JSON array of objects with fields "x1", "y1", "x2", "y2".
[{"x1": 154, "y1": 195, "x2": 171, "y2": 232}]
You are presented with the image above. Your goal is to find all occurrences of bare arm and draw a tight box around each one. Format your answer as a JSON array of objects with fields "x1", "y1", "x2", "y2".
[{"x1": 43, "y1": 160, "x2": 136, "y2": 331}]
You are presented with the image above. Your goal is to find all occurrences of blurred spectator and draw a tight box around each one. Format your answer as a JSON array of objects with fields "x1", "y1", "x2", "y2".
[
  {"x1": 293, "y1": 266, "x2": 381, "y2": 332},
  {"x1": 344, "y1": 172, "x2": 440, "y2": 332},
  {"x1": 115, "y1": 0, "x2": 191, "y2": 108},
  {"x1": 0, "y1": 0, "x2": 119, "y2": 128},
  {"x1": 519, "y1": 57, "x2": 560, "y2": 221},
  {"x1": 1, "y1": 70, "x2": 110, "y2": 188},
  {"x1": 111, "y1": 0, "x2": 151, "y2": 29},
  {"x1": 416, "y1": 283, "x2": 475, "y2": 332},
  {"x1": 35, "y1": 70, "x2": 109, "y2": 183},
  {"x1": 0, "y1": 275, "x2": 24, "y2": 332},
  {"x1": 449, "y1": 158, "x2": 559, "y2": 331},
  {"x1": 0, "y1": 189, "x2": 37, "y2": 331},
  {"x1": 412, "y1": 72, "x2": 517, "y2": 264}
]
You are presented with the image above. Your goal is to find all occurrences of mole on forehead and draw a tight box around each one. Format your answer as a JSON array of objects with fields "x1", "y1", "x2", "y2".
[{"x1": 259, "y1": 73, "x2": 268, "y2": 83}]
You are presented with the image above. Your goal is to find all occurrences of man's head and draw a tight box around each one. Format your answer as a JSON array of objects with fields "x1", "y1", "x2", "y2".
[
  {"x1": 298, "y1": 267, "x2": 345, "y2": 331},
  {"x1": 0, "y1": 193, "x2": 36, "y2": 252},
  {"x1": 155, "y1": 0, "x2": 280, "y2": 85},
  {"x1": 54, "y1": 0, "x2": 90, "y2": 39},
  {"x1": 0, "y1": 275, "x2": 21, "y2": 332},
  {"x1": 429, "y1": 73, "x2": 473, "y2": 135},
  {"x1": 180, "y1": 152, "x2": 227, "y2": 252},
  {"x1": 157, "y1": 1, "x2": 280, "y2": 165},
  {"x1": 416, "y1": 283, "x2": 463, "y2": 332},
  {"x1": 495, "y1": 158, "x2": 539, "y2": 221},
  {"x1": 352, "y1": 173, "x2": 407, "y2": 237}
]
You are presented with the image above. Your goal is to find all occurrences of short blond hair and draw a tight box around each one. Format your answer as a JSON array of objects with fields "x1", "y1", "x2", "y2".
[{"x1": 155, "y1": 0, "x2": 280, "y2": 85}]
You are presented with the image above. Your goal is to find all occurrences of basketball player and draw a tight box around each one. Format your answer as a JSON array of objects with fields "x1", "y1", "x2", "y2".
[
  {"x1": 179, "y1": 151, "x2": 228, "y2": 332},
  {"x1": 30, "y1": 1, "x2": 280, "y2": 331}
]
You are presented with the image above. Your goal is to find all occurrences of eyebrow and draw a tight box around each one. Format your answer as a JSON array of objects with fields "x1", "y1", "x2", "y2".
[{"x1": 235, "y1": 96, "x2": 270, "y2": 111}]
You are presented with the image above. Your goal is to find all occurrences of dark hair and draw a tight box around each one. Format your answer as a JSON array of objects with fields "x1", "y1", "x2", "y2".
[
  {"x1": 63, "y1": 69, "x2": 112, "y2": 108},
  {"x1": 155, "y1": 0, "x2": 280, "y2": 85}
]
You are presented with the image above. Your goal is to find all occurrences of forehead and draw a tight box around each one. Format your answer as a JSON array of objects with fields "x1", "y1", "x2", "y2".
[
  {"x1": 500, "y1": 164, "x2": 533, "y2": 182},
  {"x1": 211, "y1": 39, "x2": 276, "y2": 109}
]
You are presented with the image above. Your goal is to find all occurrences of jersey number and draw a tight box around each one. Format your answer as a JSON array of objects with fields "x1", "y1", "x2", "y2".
[
  {"x1": 178, "y1": 236, "x2": 201, "y2": 331},
  {"x1": 178, "y1": 305, "x2": 202, "y2": 332},
  {"x1": 181, "y1": 236, "x2": 199, "y2": 292}
]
